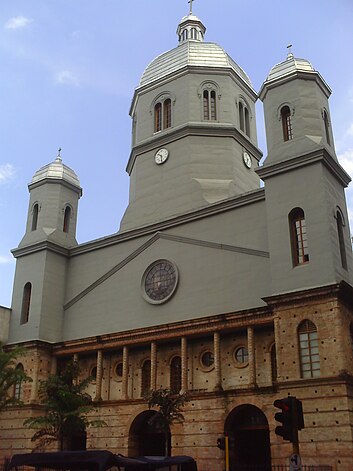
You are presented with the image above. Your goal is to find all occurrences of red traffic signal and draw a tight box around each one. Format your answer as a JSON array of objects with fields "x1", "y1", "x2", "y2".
[
  {"x1": 274, "y1": 397, "x2": 294, "y2": 442},
  {"x1": 274, "y1": 396, "x2": 304, "y2": 442}
]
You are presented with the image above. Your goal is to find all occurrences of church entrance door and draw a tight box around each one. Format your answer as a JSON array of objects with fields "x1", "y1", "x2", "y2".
[
  {"x1": 128, "y1": 410, "x2": 170, "y2": 457},
  {"x1": 225, "y1": 404, "x2": 271, "y2": 471}
]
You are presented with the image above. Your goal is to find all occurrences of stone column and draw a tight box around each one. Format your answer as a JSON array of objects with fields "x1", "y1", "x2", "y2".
[
  {"x1": 214, "y1": 332, "x2": 222, "y2": 390},
  {"x1": 30, "y1": 350, "x2": 40, "y2": 403},
  {"x1": 274, "y1": 315, "x2": 281, "y2": 381},
  {"x1": 181, "y1": 337, "x2": 188, "y2": 392},
  {"x1": 50, "y1": 356, "x2": 57, "y2": 375},
  {"x1": 247, "y1": 326, "x2": 256, "y2": 387},
  {"x1": 122, "y1": 346, "x2": 129, "y2": 399},
  {"x1": 151, "y1": 342, "x2": 157, "y2": 391},
  {"x1": 95, "y1": 350, "x2": 103, "y2": 401}
]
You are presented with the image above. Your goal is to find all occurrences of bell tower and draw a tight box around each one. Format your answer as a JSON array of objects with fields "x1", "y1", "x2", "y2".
[
  {"x1": 258, "y1": 52, "x2": 353, "y2": 294},
  {"x1": 120, "y1": 10, "x2": 263, "y2": 231},
  {"x1": 7, "y1": 152, "x2": 82, "y2": 345}
]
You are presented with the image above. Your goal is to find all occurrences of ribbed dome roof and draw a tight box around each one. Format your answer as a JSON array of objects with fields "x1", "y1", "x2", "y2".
[
  {"x1": 139, "y1": 12, "x2": 253, "y2": 89},
  {"x1": 266, "y1": 53, "x2": 315, "y2": 82},
  {"x1": 31, "y1": 156, "x2": 81, "y2": 188},
  {"x1": 140, "y1": 41, "x2": 252, "y2": 88}
]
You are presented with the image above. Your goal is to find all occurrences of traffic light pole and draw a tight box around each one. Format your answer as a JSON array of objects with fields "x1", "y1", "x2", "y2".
[
  {"x1": 292, "y1": 400, "x2": 300, "y2": 455},
  {"x1": 225, "y1": 436, "x2": 229, "y2": 471}
]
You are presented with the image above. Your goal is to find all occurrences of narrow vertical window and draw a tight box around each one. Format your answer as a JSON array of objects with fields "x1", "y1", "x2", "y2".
[
  {"x1": 154, "y1": 103, "x2": 162, "y2": 132},
  {"x1": 298, "y1": 320, "x2": 320, "y2": 378},
  {"x1": 244, "y1": 107, "x2": 250, "y2": 137},
  {"x1": 14, "y1": 364, "x2": 24, "y2": 400},
  {"x1": 289, "y1": 208, "x2": 309, "y2": 266},
  {"x1": 323, "y1": 110, "x2": 331, "y2": 146},
  {"x1": 63, "y1": 206, "x2": 71, "y2": 233},
  {"x1": 336, "y1": 210, "x2": 347, "y2": 270},
  {"x1": 203, "y1": 90, "x2": 210, "y2": 120},
  {"x1": 191, "y1": 28, "x2": 197, "y2": 40},
  {"x1": 163, "y1": 99, "x2": 171, "y2": 129},
  {"x1": 281, "y1": 106, "x2": 293, "y2": 141},
  {"x1": 239, "y1": 102, "x2": 244, "y2": 131},
  {"x1": 170, "y1": 356, "x2": 182, "y2": 394},
  {"x1": 141, "y1": 359, "x2": 151, "y2": 397},
  {"x1": 21, "y1": 282, "x2": 32, "y2": 325},
  {"x1": 31, "y1": 204, "x2": 39, "y2": 231},
  {"x1": 270, "y1": 344, "x2": 277, "y2": 383},
  {"x1": 203, "y1": 89, "x2": 217, "y2": 121}
]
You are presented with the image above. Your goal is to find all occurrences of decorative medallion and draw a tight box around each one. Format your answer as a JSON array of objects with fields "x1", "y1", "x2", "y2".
[{"x1": 142, "y1": 259, "x2": 178, "y2": 304}]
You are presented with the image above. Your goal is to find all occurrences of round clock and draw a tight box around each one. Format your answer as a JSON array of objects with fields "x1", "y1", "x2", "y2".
[
  {"x1": 243, "y1": 151, "x2": 252, "y2": 169},
  {"x1": 155, "y1": 148, "x2": 169, "y2": 165},
  {"x1": 142, "y1": 259, "x2": 178, "y2": 304}
]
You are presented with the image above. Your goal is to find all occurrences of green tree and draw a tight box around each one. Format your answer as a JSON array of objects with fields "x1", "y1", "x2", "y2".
[
  {"x1": 24, "y1": 360, "x2": 105, "y2": 451},
  {"x1": 146, "y1": 387, "x2": 188, "y2": 456},
  {"x1": 0, "y1": 343, "x2": 31, "y2": 411}
]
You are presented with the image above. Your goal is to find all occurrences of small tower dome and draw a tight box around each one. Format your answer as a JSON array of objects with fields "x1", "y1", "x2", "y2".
[
  {"x1": 31, "y1": 154, "x2": 81, "y2": 190},
  {"x1": 265, "y1": 53, "x2": 315, "y2": 83}
]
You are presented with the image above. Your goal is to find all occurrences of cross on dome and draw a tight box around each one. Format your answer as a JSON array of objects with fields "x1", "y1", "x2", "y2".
[{"x1": 188, "y1": 0, "x2": 194, "y2": 15}]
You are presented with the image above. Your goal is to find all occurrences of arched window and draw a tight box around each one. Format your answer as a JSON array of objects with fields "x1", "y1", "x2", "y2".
[
  {"x1": 239, "y1": 101, "x2": 250, "y2": 137},
  {"x1": 154, "y1": 98, "x2": 172, "y2": 133},
  {"x1": 63, "y1": 206, "x2": 71, "y2": 233},
  {"x1": 298, "y1": 320, "x2": 320, "y2": 378},
  {"x1": 203, "y1": 89, "x2": 217, "y2": 120},
  {"x1": 31, "y1": 204, "x2": 39, "y2": 231},
  {"x1": 21, "y1": 282, "x2": 32, "y2": 325},
  {"x1": 270, "y1": 344, "x2": 277, "y2": 383},
  {"x1": 281, "y1": 105, "x2": 293, "y2": 141},
  {"x1": 289, "y1": 208, "x2": 309, "y2": 266},
  {"x1": 336, "y1": 210, "x2": 347, "y2": 270},
  {"x1": 170, "y1": 356, "x2": 182, "y2": 394},
  {"x1": 323, "y1": 110, "x2": 331, "y2": 145},
  {"x1": 14, "y1": 364, "x2": 24, "y2": 400},
  {"x1": 141, "y1": 360, "x2": 151, "y2": 397},
  {"x1": 190, "y1": 28, "x2": 197, "y2": 40}
]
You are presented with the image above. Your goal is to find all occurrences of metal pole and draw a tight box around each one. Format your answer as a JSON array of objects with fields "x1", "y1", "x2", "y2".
[{"x1": 225, "y1": 436, "x2": 229, "y2": 471}]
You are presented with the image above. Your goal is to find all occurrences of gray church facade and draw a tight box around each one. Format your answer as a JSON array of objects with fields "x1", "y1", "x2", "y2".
[{"x1": 2, "y1": 10, "x2": 353, "y2": 471}]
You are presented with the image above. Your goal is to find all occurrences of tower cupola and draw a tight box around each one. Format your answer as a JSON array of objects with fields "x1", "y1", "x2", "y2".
[{"x1": 176, "y1": 13, "x2": 206, "y2": 44}]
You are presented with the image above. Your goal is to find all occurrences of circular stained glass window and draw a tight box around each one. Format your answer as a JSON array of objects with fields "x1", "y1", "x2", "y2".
[{"x1": 143, "y1": 260, "x2": 178, "y2": 304}]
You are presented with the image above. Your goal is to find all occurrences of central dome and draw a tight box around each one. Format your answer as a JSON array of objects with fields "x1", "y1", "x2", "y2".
[{"x1": 139, "y1": 13, "x2": 252, "y2": 89}]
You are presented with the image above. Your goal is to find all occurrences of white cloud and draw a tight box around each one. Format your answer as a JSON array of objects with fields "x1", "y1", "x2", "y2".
[
  {"x1": 55, "y1": 70, "x2": 79, "y2": 87},
  {"x1": 5, "y1": 16, "x2": 32, "y2": 30},
  {"x1": 338, "y1": 149, "x2": 353, "y2": 177},
  {"x1": 0, "y1": 255, "x2": 12, "y2": 265},
  {"x1": 0, "y1": 164, "x2": 15, "y2": 184}
]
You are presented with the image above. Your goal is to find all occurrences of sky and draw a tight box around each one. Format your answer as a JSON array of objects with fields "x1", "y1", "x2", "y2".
[{"x1": 1, "y1": 0, "x2": 353, "y2": 307}]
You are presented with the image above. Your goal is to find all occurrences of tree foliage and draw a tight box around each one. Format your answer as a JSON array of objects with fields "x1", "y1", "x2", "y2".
[
  {"x1": 0, "y1": 343, "x2": 31, "y2": 411},
  {"x1": 24, "y1": 360, "x2": 105, "y2": 451},
  {"x1": 146, "y1": 387, "x2": 188, "y2": 456}
]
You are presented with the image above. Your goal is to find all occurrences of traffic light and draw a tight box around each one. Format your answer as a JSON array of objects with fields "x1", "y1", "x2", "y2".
[
  {"x1": 274, "y1": 396, "x2": 305, "y2": 442},
  {"x1": 217, "y1": 437, "x2": 225, "y2": 450},
  {"x1": 274, "y1": 397, "x2": 294, "y2": 441}
]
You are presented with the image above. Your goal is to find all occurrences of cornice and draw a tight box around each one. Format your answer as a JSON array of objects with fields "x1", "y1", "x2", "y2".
[
  {"x1": 262, "y1": 281, "x2": 353, "y2": 309},
  {"x1": 12, "y1": 240, "x2": 70, "y2": 258},
  {"x1": 126, "y1": 122, "x2": 263, "y2": 175},
  {"x1": 54, "y1": 305, "x2": 273, "y2": 355},
  {"x1": 28, "y1": 177, "x2": 82, "y2": 197},
  {"x1": 64, "y1": 230, "x2": 269, "y2": 311},
  {"x1": 259, "y1": 70, "x2": 331, "y2": 101},
  {"x1": 69, "y1": 188, "x2": 265, "y2": 256},
  {"x1": 256, "y1": 148, "x2": 351, "y2": 187},
  {"x1": 130, "y1": 64, "x2": 258, "y2": 116}
]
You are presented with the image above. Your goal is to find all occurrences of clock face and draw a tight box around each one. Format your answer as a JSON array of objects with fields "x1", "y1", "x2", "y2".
[
  {"x1": 155, "y1": 148, "x2": 169, "y2": 165},
  {"x1": 243, "y1": 151, "x2": 252, "y2": 169},
  {"x1": 143, "y1": 260, "x2": 178, "y2": 304}
]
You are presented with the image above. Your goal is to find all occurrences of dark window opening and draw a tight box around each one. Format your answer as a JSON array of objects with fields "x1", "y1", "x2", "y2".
[
  {"x1": 21, "y1": 282, "x2": 32, "y2": 325},
  {"x1": 31, "y1": 204, "x2": 39, "y2": 231},
  {"x1": 203, "y1": 89, "x2": 217, "y2": 121},
  {"x1": 170, "y1": 356, "x2": 182, "y2": 394},
  {"x1": 281, "y1": 105, "x2": 293, "y2": 141},
  {"x1": 154, "y1": 98, "x2": 171, "y2": 132},
  {"x1": 337, "y1": 210, "x2": 347, "y2": 270},
  {"x1": 289, "y1": 208, "x2": 309, "y2": 266},
  {"x1": 323, "y1": 110, "x2": 331, "y2": 145},
  {"x1": 63, "y1": 206, "x2": 71, "y2": 233},
  {"x1": 298, "y1": 320, "x2": 320, "y2": 378},
  {"x1": 141, "y1": 360, "x2": 151, "y2": 397}
]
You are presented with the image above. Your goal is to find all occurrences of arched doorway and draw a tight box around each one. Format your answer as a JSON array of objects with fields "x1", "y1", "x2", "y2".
[
  {"x1": 225, "y1": 404, "x2": 271, "y2": 471},
  {"x1": 128, "y1": 410, "x2": 170, "y2": 457}
]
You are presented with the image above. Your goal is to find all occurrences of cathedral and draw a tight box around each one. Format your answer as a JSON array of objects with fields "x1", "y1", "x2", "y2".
[{"x1": 1, "y1": 6, "x2": 353, "y2": 471}]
